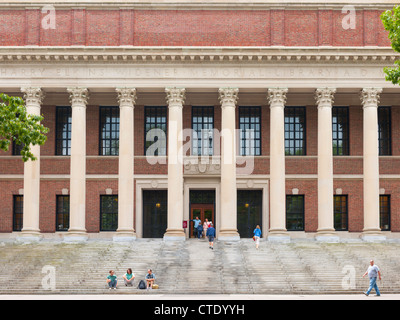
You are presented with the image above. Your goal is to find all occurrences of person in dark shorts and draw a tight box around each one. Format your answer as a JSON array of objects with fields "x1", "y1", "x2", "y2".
[{"x1": 206, "y1": 223, "x2": 216, "y2": 249}]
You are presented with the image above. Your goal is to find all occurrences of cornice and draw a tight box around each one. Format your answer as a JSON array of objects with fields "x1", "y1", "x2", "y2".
[{"x1": 0, "y1": 46, "x2": 398, "y2": 64}]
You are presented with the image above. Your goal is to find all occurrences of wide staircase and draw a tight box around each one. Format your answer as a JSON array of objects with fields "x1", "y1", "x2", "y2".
[{"x1": 0, "y1": 239, "x2": 400, "y2": 295}]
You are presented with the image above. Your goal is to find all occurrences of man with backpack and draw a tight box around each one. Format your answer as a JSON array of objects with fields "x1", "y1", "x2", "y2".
[{"x1": 206, "y1": 223, "x2": 216, "y2": 249}]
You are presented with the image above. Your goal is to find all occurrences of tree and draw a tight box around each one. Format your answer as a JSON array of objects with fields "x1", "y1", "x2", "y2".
[
  {"x1": 381, "y1": 5, "x2": 400, "y2": 85},
  {"x1": 0, "y1": 93, "x2": 49, "y2": 162}
]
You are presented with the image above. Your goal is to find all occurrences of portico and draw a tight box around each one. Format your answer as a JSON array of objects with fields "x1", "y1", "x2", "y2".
[{"x1": 0, "y1": 46, "x2": 398, "y2": 242}]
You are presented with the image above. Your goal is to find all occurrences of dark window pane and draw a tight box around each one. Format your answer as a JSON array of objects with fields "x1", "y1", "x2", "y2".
[
  {"x1": 286, "y1": 195, "x2": 304, "y2": 231},
  {"x1": 99, "y1": 107, "x2": 119, "y2": 156},
  {"x1": 239, "y1": 106, "x2": 261, "y2": 156},
  {"x1": 285, "y1": 107, "x2": 306, "y2": 156},
  {"x1": 100, "y1": 195, "x2": 118, "y2": 231},
  {"x1": 334, "y1": 195, "x2": 348, "y2": 231},
  {"x1": 144, "y1": 106, "x2": 167, "y2": 156},
  {"x1": 56, "y1": 195, "x2": 70, "y2": 231},
  {"x1": 13, "y1": 195, "x2": 23, "y2": 231},
  {"x1": 332, "y1": 107, "x2": 349, "y2": 156}
]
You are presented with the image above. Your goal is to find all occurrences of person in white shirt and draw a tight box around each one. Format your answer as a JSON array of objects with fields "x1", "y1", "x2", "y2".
[{"x1": 362, "y1": 260, "x2": 381, "y2": 296}]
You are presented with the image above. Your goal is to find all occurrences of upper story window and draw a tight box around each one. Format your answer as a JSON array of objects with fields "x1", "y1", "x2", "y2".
[
  {"x1": 99, "y1": 106, "x2": 119, "y2": 156},
  {"x1": 192, "y1": 106, "x2": 214, "y2": 156},
  {"x1": 239, "y1": 106, "x2": 261, "y2": 156},
  {"x1": 332, "y1": 107, "x2": 349, "y2": 156},
  {"x1": 144, "y1": 106, "x2": 167, "y2": 156},
  {"x1": 55, "y1": 106, "x2": 72, "y2": 156},
  {"x1": 378, "y1": 107, "x2": 392, "y2": 156},
  {"x1": 285, "y1": 107, "x2": 306, "y2": 156}
]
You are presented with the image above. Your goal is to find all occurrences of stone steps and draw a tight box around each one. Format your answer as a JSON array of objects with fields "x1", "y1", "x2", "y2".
[{"x1": 1, "y1": 239, "x2": 399, "y2": 295}]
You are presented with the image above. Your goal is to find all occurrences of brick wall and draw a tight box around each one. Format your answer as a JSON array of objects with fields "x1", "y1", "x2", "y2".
[{"x1": 0, "y1": 9, "x2": 391, "y2": 47}]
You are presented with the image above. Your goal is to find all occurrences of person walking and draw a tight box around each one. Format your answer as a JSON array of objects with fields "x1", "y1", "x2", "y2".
[
  {"x1": 197, "y1": 223, "x2": 203, "y2": 239},
  {"x1": 362, "y1": 260, "x2": 381, "y2": 296},
  {"x1": 206, "y1": 222, "x2": 216, "y2": 250},
  {"x1": 203, "y1": 219, "x2": 210, "y2": 239},
  {"x1": 253, "y1": 225, "x2": 262, "y2": 249}
]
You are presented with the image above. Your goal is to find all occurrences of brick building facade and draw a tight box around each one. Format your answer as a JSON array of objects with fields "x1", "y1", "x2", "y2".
[{"x1": 0, "y1": 0, "x2": 399, "y2": 242}]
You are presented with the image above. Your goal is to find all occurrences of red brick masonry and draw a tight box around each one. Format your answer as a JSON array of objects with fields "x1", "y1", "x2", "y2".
[{"x1": 0, "y1": 9, "x2": 391, "y2": 47}]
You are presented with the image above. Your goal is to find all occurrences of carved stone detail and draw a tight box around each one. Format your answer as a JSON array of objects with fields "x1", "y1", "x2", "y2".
[
  {"x1": 315, "y1": 87, "x2": 336, "y2": 108},
  {"x1": 165, "y1": 87, "x2": 185, "y2": 107},
  {"x1": 21, "y1": 87, "x2": 45, "y2": 107},
  {"x1": 360, "y1": 87, "x2": 382, "y2": 108},
  {"x1": 116, "y1": 87, "x2": 137, "y2": 106},
  {"x1": 67, "y1": 87, "x2": 90, "y2": 107},
  {"x1": 218, "y1": 87, "x2": 239, "y2": 107},
  {"x1": 267, "y1": 88, "x2": 288, "y2": 107}
]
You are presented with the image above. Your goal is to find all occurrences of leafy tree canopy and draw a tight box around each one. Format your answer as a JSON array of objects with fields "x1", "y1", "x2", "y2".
[
  {"x1": 0, "y1": 93, "x2": 49, "y2": 162},
  {"x1": 381, "y1": 5, "x2": 400, "y2": 85}
]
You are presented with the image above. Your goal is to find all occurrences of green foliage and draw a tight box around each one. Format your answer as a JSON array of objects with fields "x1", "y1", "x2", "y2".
[
  {"x1": 381, "y1": 6, "x2": 400, "y2": 85},
  {"x1": 0, "y1": 93, "x2": 49, "y2": 162}
]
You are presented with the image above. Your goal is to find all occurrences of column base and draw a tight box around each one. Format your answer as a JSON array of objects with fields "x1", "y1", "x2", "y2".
[
  {"x1": 163, "y1": 229, "x2": 186, "y2": 241},
  {"x1": 267, "y1": 229, "x2": 290, "y2": 243},
  {"x1": 218, "y1": 229, "x2": 240, "y2": 241},
  {"x1": 361, "y1": 229, "x2": 386, "y2": 242},
  {"x1": 113, "y1": 229, "x2": 137, "y2": 242},
  {"x1": 63, "y1": 229, "x2": 89, "y2": 243},
  {"x1": 16, "y1": 230, "x2": 43, "y2": 243},
  {"x1": 315, "y1": 229, "x2": 340, "y2": 243}
]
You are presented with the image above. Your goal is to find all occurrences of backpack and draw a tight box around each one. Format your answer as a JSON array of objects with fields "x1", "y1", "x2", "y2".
[{"x1": 138, "y1": 280, "x2": 146, "y2": 289}]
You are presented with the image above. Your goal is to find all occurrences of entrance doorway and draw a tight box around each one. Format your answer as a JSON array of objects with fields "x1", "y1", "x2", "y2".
[
  {"x1": 237, "y1": 190, "x2": 263, "y2": 238},
  {"x1": 189, "y1": 190, "x2": 215, "y2": 238}
]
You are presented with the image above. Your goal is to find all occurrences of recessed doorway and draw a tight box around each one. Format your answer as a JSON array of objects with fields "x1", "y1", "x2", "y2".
[{"x1": 189, "y1": 190, "x2": 215, "y2": 238}]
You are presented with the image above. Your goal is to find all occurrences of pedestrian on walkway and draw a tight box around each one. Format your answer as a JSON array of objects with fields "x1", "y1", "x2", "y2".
[
  {"x1": 203, "y1": 219, "x2": 210, "y2": 238},
  {"x1": 206, "y1": 222, "x2": 216, "y2": 250},
  {"x1": 363, "y1": 260, "x2": 381, "y2": 296},
  {"x1": 106, "y1": 270, "x2": 118, "y2": 290},
  {"x1": 253, "y1": 225, "x2": 262, "y2": 249},
  {"x1": 197, "y1": 223, "x2": 203, "y2": 239},
  {"x1": 123, "y1": 268, "x2": 135, "y2": 287}
]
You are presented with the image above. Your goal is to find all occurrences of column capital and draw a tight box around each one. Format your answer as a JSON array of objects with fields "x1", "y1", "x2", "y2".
[
  {"x1": 315, "y1": 87, "x2": 336, "y2": 108},
  {"x1": 67, "y1": 87, "x2": 90, "y2": 107},
  {"x1": 360, "y1": 87, "x2": 382, "y2": 108},
  {"x1": 267, "y1": 88, "x2": 288, "y2": 107},
  {"x1": 116, "y1": 87, "x2": 137, "y2": 107},
  {"x1": 218, "y1": 87, "x2": 239, "y2": 107},
  {"x1": 21, "y1": 87, "x2": 45, "y2": 107},
  {"x1": 165, "y1": 87, "x2": 185, "y2": 107}
]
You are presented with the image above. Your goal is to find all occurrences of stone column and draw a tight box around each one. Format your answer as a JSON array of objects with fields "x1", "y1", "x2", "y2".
[
  {"x1": 267, "y1": 88, "x2": 290, "y2": 243},
  {"x1": 18, "y1": 87, "x2": 44, "y2": 242},
  {"x1": 315, "y1": 88, "x2": 339, "y2": 242},
  {"x1": 360, "y1": 88, "x2": 385, "y2": 242},
  {"x1": 218, "y1": 88, "x2": 240, "y2": 241},
  {"x1": 164, "y1": 87, "x2": 186, "y2": 241},
  {"x1": 65, "y1": 87, "x2": 89, "y2": 242},
  {"x1": 114, "y1": 88, "x2": 137, "y2": 241}
]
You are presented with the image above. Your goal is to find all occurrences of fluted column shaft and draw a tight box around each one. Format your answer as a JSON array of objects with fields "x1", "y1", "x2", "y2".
[
  {"x1": 268, "y1": 88, "x2": 290, "y2": 242},
  {"x1": 315, "y1": 88, "x2": 339, "y2": 242},
  {"x1": 66, "y1": 87, "x2": 89, "y2": 241},
  {"x1": 164, "y1": 87, "x2": 186, "y2": 241},
  {"x1": 360, "y1": 88, "x2": 385, "y2": 241},
  {"x1": 115, "y1": 88, "x2": 137, "y2": 241},
  {"x1": 218, "y1": 88, "x2": 240, "y2": 240},
  {"x1": 19, "y1": 87, "x2": 44, "y2": 240}
]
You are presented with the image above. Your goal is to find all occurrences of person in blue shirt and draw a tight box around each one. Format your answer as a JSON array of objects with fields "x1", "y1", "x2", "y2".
[
  {"x1": 197, "y1": 223, "x2": 203, "y2": 239},
  {"x1": 253, "y1": 225, "x2": 262, "y2": 249},
  {"x1": 192, "y1": 216, "x2": 201, "y2": 238},
  {"x1": 206, "y1": 223, "x2": 216, "y2": 250},
  {"x1": 106, "y1": 270, "x2": 118, "y2": 290}
]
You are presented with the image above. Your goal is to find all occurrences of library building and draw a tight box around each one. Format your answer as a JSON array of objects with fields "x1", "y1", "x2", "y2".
[{"x1": 0, "y1": 0, "x2": 399, "y2": 243}]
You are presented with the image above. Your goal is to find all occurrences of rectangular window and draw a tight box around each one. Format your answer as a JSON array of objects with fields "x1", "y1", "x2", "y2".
[
  {"x1": 378, "y1": 107, "x2": 392, "y2": 156},
  {"x1": 192, "y1": 106, "x2": 214, "y2": 156},
  {"x1": 380, "y1": 195, "x2": 390, "y2": 231},
  {"x1": 334, "y1": 195, "x2": 348, "y2": 231},
  {"x1": 56, "y1": 195, "x2": 70, "y2": 232},
  {"x1": 144, "y1": 106, "x2": 167, "y2": 156},
  {"x1": 99, "y1": 106, "x2": 119, "y2": 156},
  {"x1": 332, "y1": 107, "x2": 349, "y2": 156},
  {"x1": 239, "y1": 106, "x2": 261, "y2": 156},
  {"x1": 55, "y1": 106, "x2": 72, "y2": 156},
  {"x1": 285, "y1": 107, "x2": 306, "y2": 156},
  {"x1": 100, "y1": 195, "x2": 118, "y2": 231},
  {"x1": 13, "y1": 195, "x2": 23, "y2": 231},
  {"x1": 286, "y1": 195, "x2": 304, "y2": 231},
  {"x1": 143, "y1": 190, "x2": 168, "y2": 238},
  {"x1": 12, "y1": 140, "x2": 24, "y2": 156}
]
